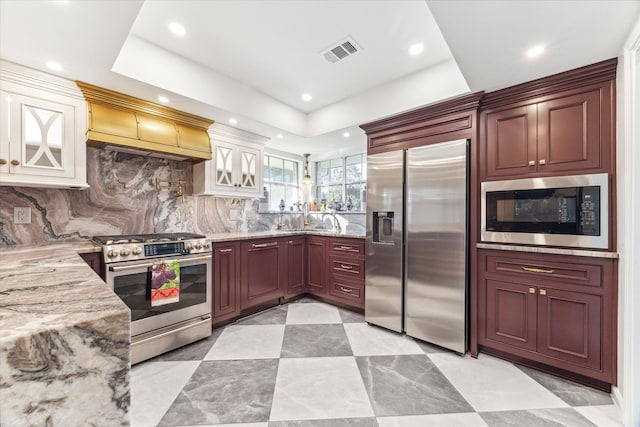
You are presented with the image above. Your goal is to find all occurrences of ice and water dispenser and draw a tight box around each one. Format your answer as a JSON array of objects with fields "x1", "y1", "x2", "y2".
[{"x1": 372, "y1": 211, "x2": 394, "y2": 244}]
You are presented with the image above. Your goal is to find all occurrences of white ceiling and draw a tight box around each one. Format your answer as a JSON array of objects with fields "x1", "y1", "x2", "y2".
[{"x1": 1, "y1": 0, "x2": 638, "y2": 161}]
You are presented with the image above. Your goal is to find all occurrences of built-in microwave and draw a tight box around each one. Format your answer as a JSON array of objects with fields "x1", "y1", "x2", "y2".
[{"x1": 481, "y1": 173, "x2": 609, "y2": 249}]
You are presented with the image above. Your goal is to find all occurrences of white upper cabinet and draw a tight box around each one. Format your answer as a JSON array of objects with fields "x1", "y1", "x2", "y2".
[
  {"x1": 193, "y1": 123, "x2": 268, "y2": 198},
  {"x1": 0, "y1": 60, "x2": 88, "y2": 189}
]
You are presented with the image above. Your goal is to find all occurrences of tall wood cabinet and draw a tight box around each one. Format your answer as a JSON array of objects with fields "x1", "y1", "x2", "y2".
[
  {"x1": 285, "y1": 236, "x2": 306, "y2": 298},
  {"x1": 474, "y1": 58, "x2": 618, "y2": 389}
]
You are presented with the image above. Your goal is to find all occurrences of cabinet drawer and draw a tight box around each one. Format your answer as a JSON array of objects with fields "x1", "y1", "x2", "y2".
[
  {"x1": 328, "y1": 277, "x2": 364, "y2": 307},
  {"x1": 486, "y1": 254, "x2": 603, "y2": 288},
  {"x1": 329, "y1": 256, "x2": 364, "y2": 280},
  {"x1": 329, "y1": 239, "x2": 364, "y2": 256}
]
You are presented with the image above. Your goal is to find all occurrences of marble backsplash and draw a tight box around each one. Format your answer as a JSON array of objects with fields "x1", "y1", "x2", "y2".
[{"x1": 0, "y1": 147, "x2": 365, "y2": 246}]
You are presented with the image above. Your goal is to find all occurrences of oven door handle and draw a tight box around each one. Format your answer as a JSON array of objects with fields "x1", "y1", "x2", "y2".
[{"x1": 108, "y1": 255, "x2": 212, "y2": 272}]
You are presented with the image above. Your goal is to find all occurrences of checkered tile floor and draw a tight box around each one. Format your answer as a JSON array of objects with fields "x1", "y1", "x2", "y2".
[{"x1": 130, "y1": 298, "x2": 621, "y2": 427}]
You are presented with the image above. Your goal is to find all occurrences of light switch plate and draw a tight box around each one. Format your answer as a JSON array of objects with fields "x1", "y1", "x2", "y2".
[{"x1": 14, "y1": 207, "x2": 31, "y2": 224}]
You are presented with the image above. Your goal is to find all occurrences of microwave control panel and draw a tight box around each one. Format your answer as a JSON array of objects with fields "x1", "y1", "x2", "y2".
[{"x1": 579, "y1": 186, "x2": 600, "y2": 235}]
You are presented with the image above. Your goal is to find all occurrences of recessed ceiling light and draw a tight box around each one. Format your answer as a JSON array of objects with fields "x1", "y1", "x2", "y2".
[
  {"x1": 301, "y1": 93, "x2": 313, "y2": 102},
  {"x1": 343, "y1": 132, "x2": 350, "y2": 138},
  {"x1": 526, "y1": 45, "x2": 545, "y2": 58},
  {"x1": 157, "y1": 96, "x2": 169, "y2": 104},
  {"x1": 45, "y1": 61, "x2": 63, "y2": 71},
  {"x1": 276, "y1": 134, "x2": 284, "y2": 139},
  {"x1": 229, "y1": 118, "x2": 238, "y2": 125},
  {"x1": 408, "y1": 43, "x2": 424, "y2": 56},
  {"x1": 169, "y1": 22, "x2": 186, "y2": 37}
]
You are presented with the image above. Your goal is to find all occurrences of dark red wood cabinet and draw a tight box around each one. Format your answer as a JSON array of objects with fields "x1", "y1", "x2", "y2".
[
  {"x1": 326, "y1": 238, "x2": 365, "y2": 309},
  {"x1": 482, "y1": 83, "x2": 612, "y2": 180},
  {"x1": 477, "y1": 249, "x2": 616, "y2": 385},
  {"x1": 284, "y1": 236, "x2": 306, "y2": 298},
  {"x1": 212, "y1": 242, "x2": 240, "y2": 325},
  {"x1": 240, "y1": 238, "x2": 285, "y2": 309},
  {"x1": 307, "y1": 236, "x2": 327, "y2": 296}
]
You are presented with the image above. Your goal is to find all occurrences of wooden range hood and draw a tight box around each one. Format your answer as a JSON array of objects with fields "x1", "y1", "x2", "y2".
[{"x1": 76, "y1": 82, "x2": 213, "y2": 162}]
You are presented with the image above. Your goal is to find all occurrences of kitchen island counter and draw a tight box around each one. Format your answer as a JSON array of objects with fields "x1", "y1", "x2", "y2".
[{"x1": 0, "y1": 243, "x2": 130, "y2": 426}]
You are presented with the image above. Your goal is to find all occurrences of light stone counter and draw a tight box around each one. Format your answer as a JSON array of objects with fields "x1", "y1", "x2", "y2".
[
  {"x1": 207, "y1": 229, "x2": 365, "y2": 242},
  {"x1": 476, "y1": 242, "x2": 620, "y2": 259},
  {"x1": 0, "y1": 243, "x2": 130, "y2": 426}
]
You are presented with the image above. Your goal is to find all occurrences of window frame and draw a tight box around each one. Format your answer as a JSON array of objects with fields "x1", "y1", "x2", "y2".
[
  {"x1": 315, "y1": 153, "x2": 366, "y2": 212},
  {"x1": 262, "y1": 153, "x2": 302, "y2": 212}
]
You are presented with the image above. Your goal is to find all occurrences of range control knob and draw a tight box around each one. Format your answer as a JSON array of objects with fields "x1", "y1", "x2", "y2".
[
  {"x1": 120, "y1": 248, "x2": 131, "y2": 257},
  {"x1": 195, "y1": 242, "x2": 203, "y2": 250},
  {"x1": 107, "y1": 249, "x2": 118, "y2": 258},
  {"x1": 132, "y1": 246, "x2": 142, "y2": 255},
  {"x1": 204, "y1": 242, "x2": 211, "y2": 250}
]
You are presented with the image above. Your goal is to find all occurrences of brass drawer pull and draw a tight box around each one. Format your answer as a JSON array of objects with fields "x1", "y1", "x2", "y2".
[
  {"x1": 340, "y1": 287, "x2": 353, "y2": 293},
  {"x1": 529, "y1": 287, "x2": 536, "y2": 294},
  {"x1": 528, "y1": 160, "x2": 535, "y2": 166},
  {"x1": 522, "y1": 266, "x2": 554, "y2": 274},
  {"x1": 219, "y1": 248, "x2": 233, "y2": 253},
  {"x1": 339, "y1": 245, "x2": 353, "y2": 250},
  {"x1": 539, "y1": 159, "x2": 546, "y2": 166},
  {"x1": 540, "y1": 289, "x2": 547, "y2": 296},
  {"x1": 339, "y1": 264, "x2": 353, "y2": 270},
  {"x1": 252, "y1": 242, "x2": 278, "y2": 248}
]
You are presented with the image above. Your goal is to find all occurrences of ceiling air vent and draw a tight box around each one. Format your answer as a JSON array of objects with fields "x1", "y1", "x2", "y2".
[{"x1": 321, "y1": 37, "x2": 362, "y2": 63}]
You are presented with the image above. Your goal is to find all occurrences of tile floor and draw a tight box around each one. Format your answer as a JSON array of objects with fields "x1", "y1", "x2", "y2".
[{"x1": 131, "y1": 298, "x2": 622, "y2": 427}]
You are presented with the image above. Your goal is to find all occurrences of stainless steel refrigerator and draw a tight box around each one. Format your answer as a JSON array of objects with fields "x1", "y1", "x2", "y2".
[{"x1": 365, "y1": 139, "x2": 468, "y2": 354}]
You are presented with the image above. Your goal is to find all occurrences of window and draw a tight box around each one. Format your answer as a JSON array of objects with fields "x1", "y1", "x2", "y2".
[
  {"x1": 316, "y1": 153, "x2": 366, "y2": 211},
  {"x1": 263, "y1": 154, "x2": 301, "y2": 211}
]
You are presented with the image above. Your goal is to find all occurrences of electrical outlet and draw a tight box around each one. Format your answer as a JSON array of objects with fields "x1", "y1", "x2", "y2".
[{"x1": 14, "y1": 207, "x2": 31, "y2": 224}]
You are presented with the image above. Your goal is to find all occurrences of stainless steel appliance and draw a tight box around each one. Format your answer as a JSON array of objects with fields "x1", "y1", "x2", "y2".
[
  {"x1": 481, "y1": 173, "x2": 608, "y2": 249},
  {"x1": 94, "y1": 233, "x2": 212, "y2": 364},
  {"x1": 365, "y1": 139, "x2": 468, "y2": 354}
]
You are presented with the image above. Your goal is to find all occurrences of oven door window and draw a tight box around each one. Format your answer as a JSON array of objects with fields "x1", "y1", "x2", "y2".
[{"x1": 113, "y1": 262, "x2": 208, "y2": 322}]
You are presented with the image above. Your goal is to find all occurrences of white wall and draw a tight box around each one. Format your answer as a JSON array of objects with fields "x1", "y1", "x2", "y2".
[{"x1": 616, "y1": 17, "x2": 640, "y2": 427}]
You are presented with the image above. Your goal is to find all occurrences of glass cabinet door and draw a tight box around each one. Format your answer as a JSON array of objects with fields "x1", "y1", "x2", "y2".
[
  {"x1": 4, "y1": 92, "x2": 76, "y2": 179},
  {"x1": 239, "y1": 149, "x2": 256, "y2": 189},
  {"x1": 214, "y1": 144, "x2": 234, "y2": 188}
]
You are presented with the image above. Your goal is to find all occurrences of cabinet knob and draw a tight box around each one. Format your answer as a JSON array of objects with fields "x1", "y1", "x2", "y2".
[
  {"x1": 528, "y1": 160, "x2": 535, "y2": 166},
  {"x1": 539, "y1": 289, "x2": 547, "y2": 296},
  {"x1": 10, "y1": 159, "x2": 20, "y2": 166},
  {"x1": 529, "y1": 287, "x2": 536, "y2": 294},
  {"x1": 0, "y1": 158, "x2": 6, "y2": 165},
  {"x1": 539, "y1": 159, "x2": 546, "y2": 165}
]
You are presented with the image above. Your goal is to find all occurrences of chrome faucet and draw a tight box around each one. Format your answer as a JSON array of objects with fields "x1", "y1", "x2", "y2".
[{"x1": 322, "y1": 211, "x2": 341, "y2": 233}]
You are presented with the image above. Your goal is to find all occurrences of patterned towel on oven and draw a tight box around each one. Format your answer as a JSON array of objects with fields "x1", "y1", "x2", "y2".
[{"x1": 151, "y1": 260, "x2": 180, "y2": 306}]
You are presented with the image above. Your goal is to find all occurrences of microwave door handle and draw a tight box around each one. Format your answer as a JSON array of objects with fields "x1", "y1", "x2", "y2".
[{"x1": 108, "y1": 254, "x2": 212, "y2": 272}]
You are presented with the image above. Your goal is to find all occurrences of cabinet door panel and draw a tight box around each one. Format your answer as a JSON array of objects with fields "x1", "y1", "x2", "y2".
[
  {"x1": 240, "y1": 241, "x2": 283, "y2": 308},
  {"x1": 485, "y1": 105, "x2": 537, "y2": 178},
  {"x1": 537, "y1": 288, "x2": 601, "y2": 370},
  {"x1": 285, "y1": 237, "x2": 306, "y2": 297},
  {"x1": 485, "y1": 279, "x2": 537, "y2": 351},
  {"x1": 307, "y1": 237, "x2": 326, "y2": 295},
  {"x1": 213, "y1": 243, "x2": 240, "y2": 320},
  {"x1": 537, "y1": 89, "x2": 601, "y2": 173}
]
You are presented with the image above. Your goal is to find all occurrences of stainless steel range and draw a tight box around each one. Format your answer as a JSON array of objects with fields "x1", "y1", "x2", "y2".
[{"x1": 93, "y1": 233, "x2": 212, "y2": 364}]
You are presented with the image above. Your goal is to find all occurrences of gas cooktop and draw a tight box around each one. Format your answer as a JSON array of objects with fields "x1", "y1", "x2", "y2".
[
  {"x1": 93, "y1": 233, "x2": 209, "y2": 263},
  {"x1": 93, "y1": 233, "x2": 205, "y2": 245}
]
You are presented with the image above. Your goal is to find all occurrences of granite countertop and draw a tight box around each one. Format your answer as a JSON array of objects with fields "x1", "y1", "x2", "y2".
[
  {"x1": 207, "y1": 230, "x2": 365, "y2": 242},
  {"x1": 0, "y1": 242, "x2": 129, "y2": 343},
  {"x1": 0, "y1": 243, "x2": 130, "y2": 425},
  {"x1": 476, "y1": 242, "x2": 620, "y2": 259}
]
